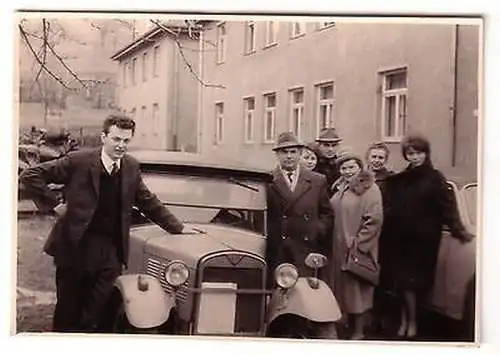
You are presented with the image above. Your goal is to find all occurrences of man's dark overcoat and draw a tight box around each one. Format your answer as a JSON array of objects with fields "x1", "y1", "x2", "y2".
[
  {"x1": 266, "y1": 167, "x2": 334, "y2": 280},
  {"x1": 20, "y1": 148, "x2": 183, "y2": 267}
]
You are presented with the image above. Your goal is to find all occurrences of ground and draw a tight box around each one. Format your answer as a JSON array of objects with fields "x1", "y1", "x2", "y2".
[{"x1": 16, "y1": 212, "x2": 57, "y2": 333}]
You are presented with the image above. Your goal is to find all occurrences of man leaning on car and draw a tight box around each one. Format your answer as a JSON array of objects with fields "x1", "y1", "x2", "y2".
[{"x1": 19, "y1": 114, "x2": 195, "y2": 333}]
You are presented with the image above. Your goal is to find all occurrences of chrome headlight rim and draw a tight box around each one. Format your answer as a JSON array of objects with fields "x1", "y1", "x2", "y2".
[
  {"x1": 274, "y1": 263, "x2": 299, "y2": 289},
  {"x1": 164, "y1": 260, "x2": 190, "y2": 287}
]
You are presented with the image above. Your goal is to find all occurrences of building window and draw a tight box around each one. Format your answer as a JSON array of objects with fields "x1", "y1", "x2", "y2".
[
  {"x1": 243, "y1": 97, "x2": 255, "y2": 143},
  {"x1": 316, "y1": 82, "x2": 335, "y2": 134},
  {"x1": 153, "y1": 45, "x2": 160, "y2": 77},
  {"x1": 122, "y1": 63, "x2": 127, "y2": 87},
  {"x1": 263, "y1": 93, "x2": 277, "y2": 143},
  {"x1": 214, "y1": 102, "x2": 224, "y2": 145},
  {"x1": 131, "y1": 58, "x2": 137, "y2": 85},
  {"x1": 289, "y1": 88, "x2": 304, "y2": 138},
  {"x1": 244, "y1": 21, "x2": 256, "y2": 54},
  {"x1": 265, "y1": 21, "x2": 278, "y2": 47},
  {"x1": 380, "y1": 69, "x2": 408, "y2": 140},
  {"x1": 317, "y1": 21, "x2": 336, "y2": 30},
  {"x1": 142, "y1": 52, "x2": 148, "y2": 82},
  {"x1": 152, "y1": 103, "x2": 159, "y2": 133},
  {"x1": 290, "y1": 22, "x2": 305, "y2": 38},
  {"x1": 216, "y1": 23, "x2": 227, "y2": 64}
]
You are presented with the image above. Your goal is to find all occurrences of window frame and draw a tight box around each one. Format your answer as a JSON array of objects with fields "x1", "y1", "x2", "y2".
[
  {"x1": 315, "y1": 82, "x2": 335, "y2": 136},
  {"x1": 380, "y1": 68, "x2": 408, "y2": 142},
  {"x1": 244, "y1": 21, "x2": 256, "y2": 54},
  {"x1": 214, "y1": 102, "x2": 224, "y2": 145},
  {"x1": 243, "y1": 97, "x2": 256, "y2": 144},
  {"x1": 316, "y1": 21, "x2": 336, "y2": 30},
  {"x1": 153, "y1": 45, "x2": 160, "y2": 77},
  {"x1": 142, "y1": 51, "x2": 148, "y2": 82},
  {"x1": 131, "y1": 57, "x2": 137, "y2": 85},
  {"x1": 263, "y1": 93, "x2": 277, "y2": 144},
  {"x1": 216, "y1": 22, "x2": 227, "y2": 64},
  {"x1": 289, "y1": 88, "x2": 304, "y2": 139},
  {"x1": 264, "y1": 21, "x2": 278, "y2": 48},
  {"x1": 290, "y1": 21, "x2": 305, "y2": 39}
]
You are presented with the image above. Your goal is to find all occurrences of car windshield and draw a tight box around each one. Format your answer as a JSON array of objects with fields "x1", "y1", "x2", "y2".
[
  {"x1": 136, "y1": 172, "x2": 267, "y2": 234},
  {"x1": 462, "y1": 184, "x2": 477, "y2": 227}
]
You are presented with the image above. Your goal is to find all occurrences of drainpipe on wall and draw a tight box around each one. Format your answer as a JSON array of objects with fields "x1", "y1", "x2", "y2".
[
  {"x1": 196, "y1": 29, "x2": 204, "y2": 154},
  {"x1": 451, "y1": 24, "x2": 459, "y2": 167},
  {"x1": 172, "y1": 39, "x2": 179, "y2": 151}
]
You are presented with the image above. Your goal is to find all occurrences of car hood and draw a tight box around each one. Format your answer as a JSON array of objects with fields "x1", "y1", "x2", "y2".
[{"x1": 135, "y1": 223, "x2": 266, "y2": 268}]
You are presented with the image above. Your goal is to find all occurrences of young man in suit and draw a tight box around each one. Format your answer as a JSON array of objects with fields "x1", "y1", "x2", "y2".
[{"x1": 20, "y1": 115, "x2": 195, "y2": 332}]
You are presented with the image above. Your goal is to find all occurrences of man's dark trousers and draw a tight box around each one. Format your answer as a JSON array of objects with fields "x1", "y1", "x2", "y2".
[{"x1": 53, "y1": 165, "x2": 123, "y2": 332}]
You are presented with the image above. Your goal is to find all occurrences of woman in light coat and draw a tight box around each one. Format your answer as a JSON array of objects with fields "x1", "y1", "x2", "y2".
[{"x1": 330, "y1": 151, "x2": 383, "y2": 340}]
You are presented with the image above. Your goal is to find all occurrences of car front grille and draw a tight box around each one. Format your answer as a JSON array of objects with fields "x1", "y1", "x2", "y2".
[{"x1": 198, "y1": 254, "x2": 266, "y2": 334}]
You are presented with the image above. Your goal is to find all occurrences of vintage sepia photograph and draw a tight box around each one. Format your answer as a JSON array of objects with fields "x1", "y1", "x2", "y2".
[{"x1": 13, "y1": 11, "x2": 481, "y2": 346}]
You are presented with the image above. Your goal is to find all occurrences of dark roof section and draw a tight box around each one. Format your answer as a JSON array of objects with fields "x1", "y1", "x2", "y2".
[
  {"x1": 130, "y1": 150, "x2": 273, "y2": 181},
  {"x1": 110, "y1": 20, "x2": 202, "y2": 61}
]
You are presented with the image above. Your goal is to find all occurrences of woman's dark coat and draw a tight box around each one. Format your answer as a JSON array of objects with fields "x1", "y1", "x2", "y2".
[{"x1": 381, "y1": 163, "x2": 468, "y2": 294}]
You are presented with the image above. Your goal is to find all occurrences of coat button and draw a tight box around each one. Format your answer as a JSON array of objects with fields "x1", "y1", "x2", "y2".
[
  {"x1": 281, "y1": 235, "x2": 287, "y2": 240},
  {"x1": 304, "y1": 236, "x2": 309, "y2": 241},
  {"x1": 282, "y1": 215, "x2": 287, "y2": 220}
]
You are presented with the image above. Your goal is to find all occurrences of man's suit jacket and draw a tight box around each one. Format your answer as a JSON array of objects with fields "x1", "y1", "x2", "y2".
[
  {"x1": 266, "y1": 167, "x2": 333, "y2": 277},
  {"x1": 19, "y1": 148, "x2": 184, "y2": 267}
]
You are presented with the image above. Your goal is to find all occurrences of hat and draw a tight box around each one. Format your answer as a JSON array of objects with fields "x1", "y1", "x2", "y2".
[
  {"x1": 316, "y1": 127, "x2": 342, "y2": 143},
  {"x1": 335, "y1": 148, "x2": 364, "y2": 169},
  {"x1": 272, "y1": 132, "x2": 305, "y2": 151}
]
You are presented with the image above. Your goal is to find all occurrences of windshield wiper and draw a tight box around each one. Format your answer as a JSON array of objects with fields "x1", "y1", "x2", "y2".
[{"x1": 228, "y1": 177, "x2": 259, "y2": 192}]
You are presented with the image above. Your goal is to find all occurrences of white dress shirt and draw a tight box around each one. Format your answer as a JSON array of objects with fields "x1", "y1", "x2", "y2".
[
  {"x1": 101, "y1": 149, "x2": 121, "y2": 175},
  {"x1": 280, "y1": 165, "x2": 300, "y2": 192}
]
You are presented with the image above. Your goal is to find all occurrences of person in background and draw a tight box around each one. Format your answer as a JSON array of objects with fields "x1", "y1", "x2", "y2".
[
  {"x1": 364, "y1": 141, "x2": 395, "y2": 334},
  {"x1": 330, "y1": 150, "x2": 383, "y2": 340},
  {"x1": 19, "y1": 114, "x2": 195, "y2": 333},
  {"x1": 382, "y1": 133, "x2": 473, "y2": 338},
  {"x1": 365, "y1": 141, "x2": 394, "y2": 184},
  {"x1": 301, "y1": 142, "x2": 320, "y2": 170},
  {"x1": 313, "y1": 128, "x2": 343, "y2": 197}
]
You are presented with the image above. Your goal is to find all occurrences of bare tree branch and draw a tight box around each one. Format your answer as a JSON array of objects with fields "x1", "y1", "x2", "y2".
[
  {"x1": 43, "y1": 21, "x2": 88, "y2": 89},
  {"x1": 150, "y1": 20, "x2": 226, "y2": 89},
  {"x1": 19, "y1": 24, "x2": 76, "y2": 91}
]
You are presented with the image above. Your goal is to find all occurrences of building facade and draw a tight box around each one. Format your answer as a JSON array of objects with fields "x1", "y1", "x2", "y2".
[
  {"x1": 199, "y1": 20, "x2": 480, "y2": 175},
  {"x1": 111, "y1": 23, "x2": 200, "y2": 151}
]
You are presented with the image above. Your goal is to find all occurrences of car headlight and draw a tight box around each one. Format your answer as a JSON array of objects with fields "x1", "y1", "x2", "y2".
[
  {"x1": 274, "y1": 263, "x2": 299, "y2": 289},
  {"x1": 164, "y1": 261, "x2": 190, "y2": 287}
]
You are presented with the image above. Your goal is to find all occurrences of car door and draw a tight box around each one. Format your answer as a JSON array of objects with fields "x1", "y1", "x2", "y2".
[{"x1": 427, "y1": 182, "x2": 477, "y2": 321}]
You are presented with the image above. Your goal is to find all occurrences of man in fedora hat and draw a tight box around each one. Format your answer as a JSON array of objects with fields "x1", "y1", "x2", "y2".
[
  {"x1": 266, "y1": 131, "x2": 337, "y2": 338},
  {"x1": 313, "y1": 127, "x2": 343, "y2": 197}
]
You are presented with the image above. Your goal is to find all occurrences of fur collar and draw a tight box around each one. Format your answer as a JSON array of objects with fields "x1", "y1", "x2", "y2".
[{"x1": 348, "y1": 170, "x2": 375, "y2": 196}]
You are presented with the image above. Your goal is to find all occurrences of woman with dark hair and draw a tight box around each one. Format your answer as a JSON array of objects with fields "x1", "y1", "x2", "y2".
[
  {"x1": 330, "y1": 150, "x2": 383, "y2": 340},
  {"x1": 383, "y1": 133, "x2": 473, "y2": 338}
]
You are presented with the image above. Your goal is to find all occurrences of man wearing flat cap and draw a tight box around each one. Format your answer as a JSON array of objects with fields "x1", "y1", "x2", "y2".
[
  {"x1": 313, "y1": 128, "x2": 343, "y2": 197},
  {"x1": 266, "y1": 132, "x2": 336, "y2": 337}
]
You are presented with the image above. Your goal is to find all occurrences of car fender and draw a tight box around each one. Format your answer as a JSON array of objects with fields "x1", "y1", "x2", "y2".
[
  {"x1": 267, "y1": 278, "x2": 342, "y2": 323},
  {"x1": 114, "y1": 274, "x2": 175, "y2": 329}
]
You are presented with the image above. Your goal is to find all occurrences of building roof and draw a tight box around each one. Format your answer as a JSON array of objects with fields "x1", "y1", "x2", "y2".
[{"x1": 110, "y1": 20, "x2": 202, "y2": 61}]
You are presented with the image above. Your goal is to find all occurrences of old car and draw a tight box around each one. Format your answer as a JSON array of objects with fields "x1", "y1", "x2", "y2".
[
  {"x1": 106, "y1": 150, "x2": 341, "y2": 338},
  {"x1": 424, "y1": 177, "x2": 477, "y2": 341}
]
